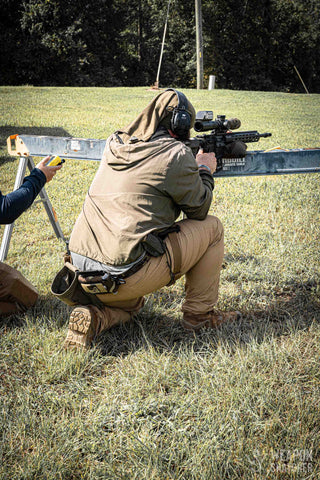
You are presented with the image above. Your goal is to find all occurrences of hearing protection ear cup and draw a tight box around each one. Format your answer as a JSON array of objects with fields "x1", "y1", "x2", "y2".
[{"x1": 166, "y1": 89, "x2": 191, "y2": 138}]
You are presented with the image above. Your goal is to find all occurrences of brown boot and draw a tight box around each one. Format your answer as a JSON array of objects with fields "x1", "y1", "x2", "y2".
[
  {"x1": 64, "y1": 305, "x2": 105, "y2": 350},
  {"x1": 64, "y1": 304, "x2": 132, "y2": 350},
  {"x1": 182, "y1": 310, "x2": 241, "y2": 331}
]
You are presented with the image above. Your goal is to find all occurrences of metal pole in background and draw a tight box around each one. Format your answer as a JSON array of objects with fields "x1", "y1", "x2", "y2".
[
  {"x1": 0, "y1": 156, "x2": 28, "y2": 261},
  {"x1": 195, "y1": 0, "x2": 203, "y2": 89},
  {"x1": 155, "y1": 0, "x2": 172, "y2": 89},
  {"x1": 294, "y1": 65, "x2": 310, "y2": 95}
]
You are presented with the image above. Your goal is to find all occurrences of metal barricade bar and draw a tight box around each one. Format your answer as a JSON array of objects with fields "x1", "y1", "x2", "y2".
[
  {"x1": 7, "y1": 134, "x2": 320, "y2": 176},
  {"x1": 1, "y1": 134, "x2": 320, "y2": 261}
]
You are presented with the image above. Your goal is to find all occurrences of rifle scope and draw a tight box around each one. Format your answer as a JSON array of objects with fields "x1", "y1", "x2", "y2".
[{"x1": 194, "y1": 114, "x2": 241, "y2": 132}]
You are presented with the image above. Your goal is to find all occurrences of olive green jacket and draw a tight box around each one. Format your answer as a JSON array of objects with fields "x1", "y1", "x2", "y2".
[{"x1": 69, "y1": 133, "x2": 213, "y2": 266}]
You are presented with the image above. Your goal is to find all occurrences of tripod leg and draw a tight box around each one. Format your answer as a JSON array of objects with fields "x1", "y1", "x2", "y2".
[
  {"x1": 0, "y1": 156, "x2": 28, "y2": 261},
  {"x1": 0, "y1": 156, "x2": 67, "y2": 261},
  {"x1": 26, "y1": 157, "x2": 66, "y2": 243}
]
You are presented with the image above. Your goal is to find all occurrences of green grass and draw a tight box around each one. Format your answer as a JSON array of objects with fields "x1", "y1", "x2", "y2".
[{"x1": 0, "y1": 86, "x2": 320, "y2": 479}]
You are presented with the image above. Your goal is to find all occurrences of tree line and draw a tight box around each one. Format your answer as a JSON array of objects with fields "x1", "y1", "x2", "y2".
[{"x1": 1, "y1": 0, "x2": 319, "y2": 92}]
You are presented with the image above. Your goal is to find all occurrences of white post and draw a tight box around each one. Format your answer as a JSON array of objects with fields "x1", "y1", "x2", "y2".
[{"x1": 208, "y1": 75, "x2": 216, "y2": 90}]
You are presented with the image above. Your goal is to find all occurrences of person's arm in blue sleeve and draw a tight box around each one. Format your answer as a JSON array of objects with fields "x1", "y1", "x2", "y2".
[
  {"x1": 0, "y1": 156, "x2": 63, "y2": 225},
  {"x1": 0, "y1": 169, "x2": 46, "y2": 224}
]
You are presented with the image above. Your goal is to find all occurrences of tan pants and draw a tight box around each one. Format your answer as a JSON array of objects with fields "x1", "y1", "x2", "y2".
[
  {"x1": 0, "y1": 262, "x2": 38, "y2": 316},
  {"x1": 94, "y1": 215, "x2": 224, "y2": 325}
]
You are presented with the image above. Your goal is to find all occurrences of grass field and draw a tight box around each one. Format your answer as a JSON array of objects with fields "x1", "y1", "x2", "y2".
[{"x1": 0, "y1": 86, "x2": 320, "y2": 479}]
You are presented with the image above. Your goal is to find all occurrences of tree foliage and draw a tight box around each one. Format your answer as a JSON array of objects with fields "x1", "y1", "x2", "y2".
[{"x1": 0, "y1": 0, "x2": 319, "y2": 92}]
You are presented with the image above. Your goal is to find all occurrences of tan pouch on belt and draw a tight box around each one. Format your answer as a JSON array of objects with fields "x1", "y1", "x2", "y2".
[
  {"x1": 50, "y1": 261, "x2": 92, "y2": 307},
  {"x1": 0, "y1": 261, "x2": 38, "y2": 316}
]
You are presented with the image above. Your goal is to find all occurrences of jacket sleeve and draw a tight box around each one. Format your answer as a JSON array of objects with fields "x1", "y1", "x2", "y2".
[
  {"x1": 164, "y1": 147, "x2": 214, "y2": 220},
  {"x1": 0, "y1": 168, "x2": 46, "y2": 224}
]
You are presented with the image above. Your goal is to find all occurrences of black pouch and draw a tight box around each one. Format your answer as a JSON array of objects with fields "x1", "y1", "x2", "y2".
[
  {"x1": 51, "y1": 262, "x2": 92, "y2": 306},
  {"x1": 142, "y1": 225, "x2": 181, "y2": 258},
  {"x1": 141, "y1": 233, "x2": 166, "y2": 257}
]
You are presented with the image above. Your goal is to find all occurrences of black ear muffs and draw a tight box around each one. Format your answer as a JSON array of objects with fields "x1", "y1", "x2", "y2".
[{"x1": 166, "y1": 88, "x2": 191, "y2": 139}]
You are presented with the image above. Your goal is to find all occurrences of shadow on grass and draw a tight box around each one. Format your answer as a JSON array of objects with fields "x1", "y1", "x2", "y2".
[
  {"x1": 95, "y1": 279, "x2": 320, "y2": 357},
  {"x1": 0, "y1": 296, "x2": 71, "y2": 331},
  {"x1": 224, "y1": 252, "x2": 261, "y2": 266},
  {"x1": 1, "y1": 279, "x2": 318, "y2": 356}
]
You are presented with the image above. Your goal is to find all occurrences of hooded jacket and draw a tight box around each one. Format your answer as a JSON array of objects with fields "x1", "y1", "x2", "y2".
[{"x1": 69, "y1": 91, "x2": 214, "y2": 266}]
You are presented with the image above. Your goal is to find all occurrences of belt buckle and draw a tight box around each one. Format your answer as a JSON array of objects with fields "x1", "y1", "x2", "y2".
[{"x1": 81, "y1": 282, "x2": 109, "y2": 294}]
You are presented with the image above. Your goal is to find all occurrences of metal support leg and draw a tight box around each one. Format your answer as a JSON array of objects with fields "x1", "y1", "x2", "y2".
[
  {"x1": 27, "y1": 157, "x2": 66, "y2": 242},
  {"x1": 0, "y1": 156, "x2": 66, "y2": 261},
  {"x1": 0, "y1": 156, "x2": 28, "y2": 261}
]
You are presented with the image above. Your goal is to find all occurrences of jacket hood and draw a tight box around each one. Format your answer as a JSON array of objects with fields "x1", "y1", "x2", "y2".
[
  {"x1": 103, "y1": 89, "x2": 195, "y2": 171},
  {"x1": 117, "y1": 89, "x2": 195, "y2": 143},
  {"x1": 105, "y1": 132, "x2": 176, "y2": 171}
]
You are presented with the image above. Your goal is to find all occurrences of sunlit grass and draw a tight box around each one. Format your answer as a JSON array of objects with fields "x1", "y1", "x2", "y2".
[{"x1": 0, "y1": 86, "x2": 320, "y2": 479}]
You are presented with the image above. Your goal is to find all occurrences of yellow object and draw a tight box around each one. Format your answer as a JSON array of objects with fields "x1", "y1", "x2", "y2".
[
  {"x1": 47, "y1": 155, "x2": 65, "y2": 166},
  {"x1": 263, "y1": 146, "x2": 289, "y2": 152}
]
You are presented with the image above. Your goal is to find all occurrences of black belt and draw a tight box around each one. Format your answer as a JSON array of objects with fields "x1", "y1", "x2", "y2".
[
  {"x1": 122, "y1": 254, "x2": 150, "y2": 278},
  {"x1": 76, "y1": 224, "x2": 180, "y2": 295},
  {"x1": 77, "y1": 254, "x2": 150, "y2": 295}
]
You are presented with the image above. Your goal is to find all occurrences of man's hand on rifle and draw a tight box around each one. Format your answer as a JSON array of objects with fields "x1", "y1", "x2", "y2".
[{"x1": 196, "y1": 148, "x2": 217, "y2": 174}]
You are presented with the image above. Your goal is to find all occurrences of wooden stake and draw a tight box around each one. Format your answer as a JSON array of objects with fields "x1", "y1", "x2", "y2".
[
  {"x1": 195, "y1": 0, "x2": 204, "y2": 89},
  {"x1": 294, "y1": 65, "x2": 310, "y2": 94}
]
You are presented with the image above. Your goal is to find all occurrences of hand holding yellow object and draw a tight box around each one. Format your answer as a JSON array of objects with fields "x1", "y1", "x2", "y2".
[
  {"x1": 36, "y1": 156, "x2": 63, "y2": 182},
  {"x1": 46, "y1": 155, "x2": 65, "y2": 166}
]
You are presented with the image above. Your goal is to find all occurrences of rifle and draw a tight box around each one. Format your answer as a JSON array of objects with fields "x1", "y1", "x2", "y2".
[{"x1": 185, "y1": 111, "x2": 272, "y2": 170}]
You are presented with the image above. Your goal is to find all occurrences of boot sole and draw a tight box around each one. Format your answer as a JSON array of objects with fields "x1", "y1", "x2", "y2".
[{"x1": 64, "y1": 308, "x2": 95, "y2": 350}]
